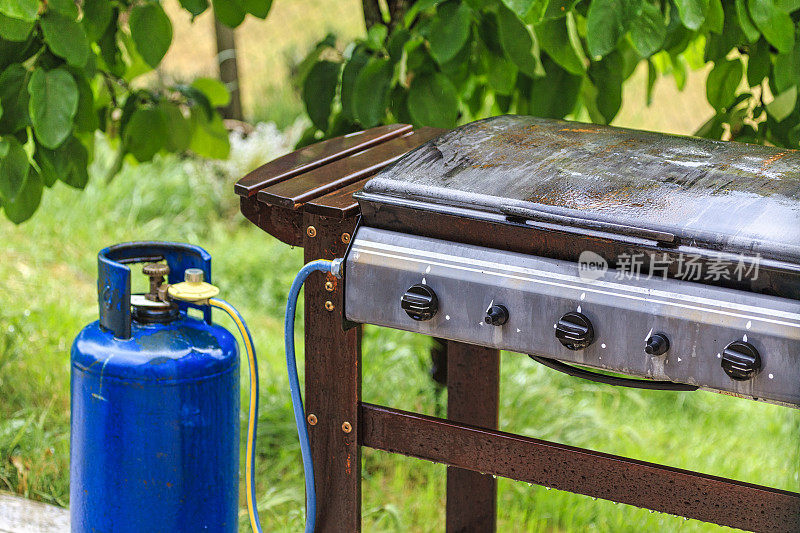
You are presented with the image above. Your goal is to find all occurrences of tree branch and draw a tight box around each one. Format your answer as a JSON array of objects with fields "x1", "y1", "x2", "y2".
[
  {"x1": 362, "y1": 0, "x2": 382, "y2": 28},
  {"x1": 388, "y1": 0, "x2": 411, "y2": 28}
]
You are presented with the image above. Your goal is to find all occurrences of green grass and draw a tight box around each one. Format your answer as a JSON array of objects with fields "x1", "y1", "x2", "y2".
[{"x1": 1, "y1": 131, "x2": 799, "y2": 532}]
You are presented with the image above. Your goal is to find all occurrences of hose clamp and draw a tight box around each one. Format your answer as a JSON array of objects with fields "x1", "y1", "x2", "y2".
[{"x1": 330, "y1": 258, "x2": 344, "y2": 279}]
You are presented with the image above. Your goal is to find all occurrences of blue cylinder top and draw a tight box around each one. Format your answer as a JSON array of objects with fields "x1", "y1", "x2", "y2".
[
  {"x1": 97, "y1": 241, "x2": 214, "y2": 340},
  {"x1": 72, "y1": 314, "x2": 238, "y2": 383}
]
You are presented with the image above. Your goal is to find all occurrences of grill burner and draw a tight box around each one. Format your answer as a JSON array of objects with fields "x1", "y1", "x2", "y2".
[{"x1": 344, "y1": 115, "x2": 800, "y2": 407}]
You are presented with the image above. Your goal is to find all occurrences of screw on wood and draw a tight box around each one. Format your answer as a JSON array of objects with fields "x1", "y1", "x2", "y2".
[
  {"x1": 307, "y1": 414, "x2": 317, "y2": 426},
  {"x1": 341, "y1": 421, "x2": 352, "y2": 433},
  {"x1": 306, "y1": 226, "x2": 317, "y2": 238},
  {"x1": 341, "y1": 233, "x2": 351, "y2": 244},
  {"x1": 325, "y1": 300, "x2": 334, "y2": 311},
  {"x1": 325, "y1": 281, "x2": 334, "y2": 292}
]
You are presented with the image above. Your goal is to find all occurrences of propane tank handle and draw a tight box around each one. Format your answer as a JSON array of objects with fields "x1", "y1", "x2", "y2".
[{"x1": 98, "y1": 242, "x2": 213, "y2": 339}]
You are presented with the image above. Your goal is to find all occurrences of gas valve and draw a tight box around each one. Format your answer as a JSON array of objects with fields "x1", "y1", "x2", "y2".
[
  {"x1": 721, "y1": 341, "x2": 761, "y2": 381},
  {"x1": 401, "y1": 284, "x2": 438, "y2": 321},
  {"x1": 485, "y1": 304, "x2": 509, "y2": 326},
  {"x1": 555, "y1": 312, "x2": 594, "y2": 350}
]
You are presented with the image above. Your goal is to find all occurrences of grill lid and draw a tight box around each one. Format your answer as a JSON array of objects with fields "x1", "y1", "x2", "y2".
[{"x1": 360, "y1": 115, "x2": 800, "y2": 264}]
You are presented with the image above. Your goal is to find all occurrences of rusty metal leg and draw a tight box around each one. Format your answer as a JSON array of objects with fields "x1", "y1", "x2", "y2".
[
  {"x1": 303, "y1": 213, "x2": 361, "y2": 532},
  {"x1": 446, "y1": 341, "x2": 500, "y2": 533}
]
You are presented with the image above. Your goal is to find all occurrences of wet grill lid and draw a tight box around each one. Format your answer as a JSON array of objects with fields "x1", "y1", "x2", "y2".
[{"x1": 361, "y1": 115, "x2": 800, "y2": 265}]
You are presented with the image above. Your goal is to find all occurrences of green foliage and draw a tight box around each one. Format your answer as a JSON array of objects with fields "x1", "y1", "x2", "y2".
[
  {"x1": 297, "y1": 0, "x2": 800, "y2": 153},
  {"x1": 129, "y1": 3, "x2": 173, "y2": 68},
  {"x1": 0, "y1": 0, "x2": 275, "y2": 224},
  {"x1": 27, "y1": 68, "x2": 78, "y2": 149}
]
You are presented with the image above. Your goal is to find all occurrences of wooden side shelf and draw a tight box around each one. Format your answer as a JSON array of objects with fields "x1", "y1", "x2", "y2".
[
  {"x1": 235, "y1": 125, "x2": 800, "y2": 533},
  {"x1": 235, "y1": 124, "x2": 441, "y2": 245}
]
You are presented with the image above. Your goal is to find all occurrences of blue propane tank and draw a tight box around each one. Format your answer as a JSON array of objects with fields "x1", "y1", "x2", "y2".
[{"x1": 70, "y1": 242, "x2": 239, "y2": 532}]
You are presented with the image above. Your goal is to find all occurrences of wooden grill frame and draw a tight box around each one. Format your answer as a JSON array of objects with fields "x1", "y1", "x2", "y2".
[{"x1": 235, "y1": 124, "x2": 800, "y2": 532}]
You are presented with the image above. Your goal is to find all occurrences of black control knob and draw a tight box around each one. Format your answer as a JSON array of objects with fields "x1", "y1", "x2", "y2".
[
  {"x1": 485, "y1": 304, "x2": 509, "y2": 326},
  {"x1": 645, "y1": 333, "x2": 670, "y2": 356},
  {"x1": 721, "y1": 341, "x2": 761, "y2": 381},
  {"x1": 555, "y1": 312, "x2": 594, "y2": 350},
  {"x1": 400, "y1": 284, "x2": 438, "y2": 321}
]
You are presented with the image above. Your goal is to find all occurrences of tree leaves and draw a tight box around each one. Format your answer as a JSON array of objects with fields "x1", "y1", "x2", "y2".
[
  {"x1": 0, "y1": 65, "x2": 30, "y2": 133},
  {"x1": 0, "y1": 14, "x2": 34, "y2": 41},
  {"x1": 130, "y1": 3, "x2": 173, "y2": 68},
  {"x1": 71, "y1": 71, "x2": 97, "y2": 133},
  {"x1": 192, "y1": 77, "x2": 231, "y2": 107},
  {"x1": 81, "y1": 0, "x2": 112, "y2": 41},
  {"x1": 407, "y1": 73, "x2": 459, "y2": 128},
  {"x1": 2, "y1": 166, "x2": 41, "y2": 223},
  {"x1": 302, "y1": 61, "x2": 340, "y2": 130},
  {"x1": 0, "y1": 0, "x2": 797, "y2": 225},
  {"x1": 429, "y1": 1, "x2": 472, "y2": 64},
  {"x1": 0, "y1": 0, "x2": 38, "y2": 22},
  {"x1": 588, "y1": 51, "x2": 624, "y2": 122},
  {"x1": 59, "y1": 137, "x2": 89, "y2": 189},
  {"x1": 0, "y1": 136, "x2": 28, "y2": 203},
  {"x1": 294, "y1": 0, "x2": 800, "y2": 155},
  {"x1": 773, "y1": 35, "x2": 800, "y2": 91},
  {"x1": 352, "y1": 58, "x2": 394, "y2": 127},
  {"x1": 702, "y1": 0, "x2": 724, "y2": 34},
  {"x1": 123, "y1": 107, "x2": 168, "y2": 162},
  {"x1": 735, "y1": 0, "x2": 761, "y2": 41},
  {"x1": 586, "y1": 0, "x2": 623, "y2": 58},
  {"x1": 528, "y1": 57, "x2": 582, "y2": 117},
  {"x1": 240, "y1": 0, "x2": 273, "y2": 19},
  {"x1": 544, "y1": 0, "x2": 580, "y2": 19},
  {"x1": 536, "y1": 16, "x2": 585, "y2": 74},
  {"x1": 35, "y1": 136, "x2": 89, "y2": 189},
  {"x1": 0, "y1": 131, "x2": 44, "y2": 223},
  {"x1": 483, "y1": 49, "x2": 518, "y2": 94},
  {"x1": 35, "y1": 141, "x2": 67, "y2": 187},
  {"x1": 341, "y1": 46, "x2": 370, "y2": 120},
  {"x1": 767, "y1": 86, "x2": 798, "y2": 121},
  {"x1": 630, "y1": 2, "x2": 667, "y2": 57},
  {"x1": 747, "y1": 38, "x2": 771, "y2": 87},
  {"x1": 776, "y1": 0, "x2": 800, "y2": 10},
  {"x1": 748, "y1": 0, "x2": 794, "y2": 53},
  {"x1": 497, "y1": 4, "x2": 541, "y2": 76},
  {"x1": 27, "y1": 68, "x2": 78, "y2": 149},
  {"x1": 706, "y1": 58, "x2": 744, "y2": 110},
  {"x1": 159, "y1": 103, "x2": 192, "y2": 153},
  {"x1": 674, "y1": 0, "x2": 709, "y2": 30},
  {"x1": 501, "y1": 0, "x2": 540, "y2": 19},
  {"x1": 213, "y1": 0, "x2": 246, "y2": 28},
  {"x1": 40, "y1": 11, "x2": 90, "y2": 67},
  {"x1": 180, "y1": 0, "x2": 209, "y2": 17},
  {"x1": 0, "y1": 0, "x2": 239, "y2": 223},
  {"x1": 189, "y1": 108, "x2": 230, "y2": 159}
]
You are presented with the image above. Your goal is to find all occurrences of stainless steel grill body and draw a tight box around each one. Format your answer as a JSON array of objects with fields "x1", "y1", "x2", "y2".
[
  {"x1": 343, "y1": 116, "x2": 800, "y2": 407},
  {"x1": 345, "y1": 227, "x2": 800, "y2": 406}
]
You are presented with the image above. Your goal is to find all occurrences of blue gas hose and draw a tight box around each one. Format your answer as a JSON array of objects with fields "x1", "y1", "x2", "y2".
[
  {"x1": 285, "y1": 259, "x2": 340, "y2": 533},
  {"x1": 202, "y1": 259, "x2": 338, "y2": 533}
]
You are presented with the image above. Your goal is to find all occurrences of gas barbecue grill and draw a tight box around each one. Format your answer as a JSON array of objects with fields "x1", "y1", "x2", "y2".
[
  {"x1": 345, "y1": 115, "x2": 800, "y2": 407},
  {"x1": 236, "y1": 115, "x2": 800, "y2": 532}
]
